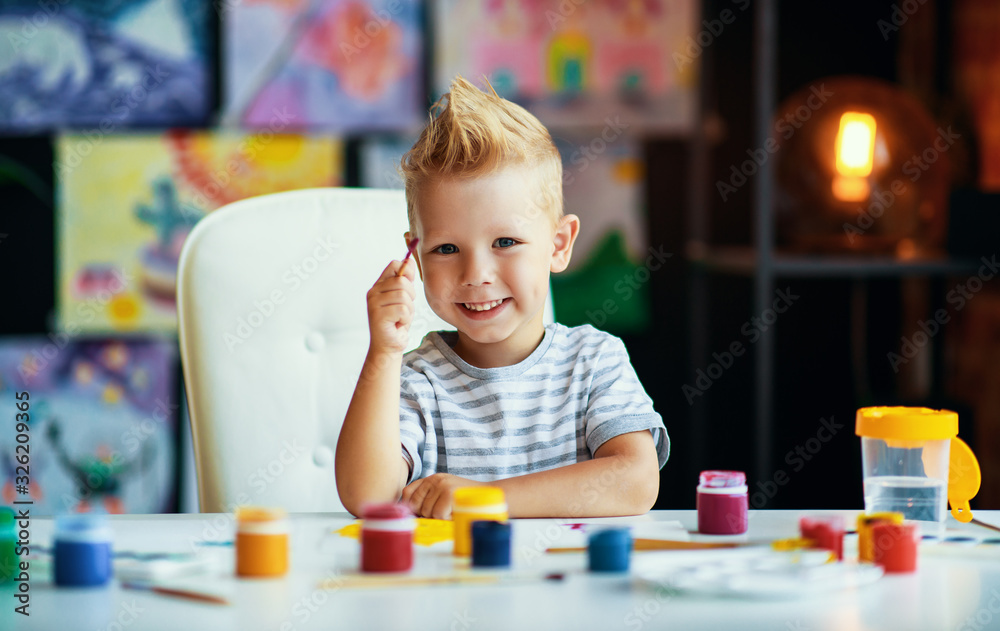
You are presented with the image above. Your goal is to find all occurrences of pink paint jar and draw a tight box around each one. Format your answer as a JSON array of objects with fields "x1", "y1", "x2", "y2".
[{"x1": 697, "y1": 471, "x2": 749, "y2": 534}]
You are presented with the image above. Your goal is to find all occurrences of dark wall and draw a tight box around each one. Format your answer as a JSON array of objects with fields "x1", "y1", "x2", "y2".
[{"x1": 642, "y1": 0, "x2": 974, "y2": 510}]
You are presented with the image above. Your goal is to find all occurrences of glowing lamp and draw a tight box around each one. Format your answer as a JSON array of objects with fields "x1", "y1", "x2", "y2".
[
  {"x1": 835, "y1": 112, "x2": 877, "y2": 177},
  {"x1": 773, "y1": 76, "x2": 950, "y2": 254},
  {"x1": 832, "y1": 112, "x2": 876, "y2": 202}
]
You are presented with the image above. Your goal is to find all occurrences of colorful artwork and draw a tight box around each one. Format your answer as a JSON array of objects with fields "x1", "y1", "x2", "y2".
[
  {"x1": 359, "y1": 135, "x2": 418, "y2": 189},
  {"x1": 57, "y1": 132, "x2": 343, "y2": 332},
  {"x1": 224, "y1": 0, "x2": 423, "y2": 132},
  {"x1": 555, "y1": 133, "x2": 646, "y2": 270},
  {"x1": 434, "y1": 0, "x2": 697, "y2": 131},
  {"x1": 550, "y1": 132, "x2": 651, "y2": 333},
  {"x1": 0, "y1": 337, "x2": 178, "y2": 515},
  {"x1": 0, "y1": 0, "x2": 210, "y2": 131}
]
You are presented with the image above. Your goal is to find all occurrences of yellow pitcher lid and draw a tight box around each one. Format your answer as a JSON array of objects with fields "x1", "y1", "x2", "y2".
[
  {"x1": 948, "y1": 437, "x2": 981, "y2": 523},
  {"x1": 855, "y1": 407, "x2": 958, "y2": 440}
]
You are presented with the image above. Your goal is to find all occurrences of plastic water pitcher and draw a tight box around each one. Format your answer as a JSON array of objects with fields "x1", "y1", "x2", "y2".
[{"x1": 855, "y1": 407, "x2": 981, "y2": 531}]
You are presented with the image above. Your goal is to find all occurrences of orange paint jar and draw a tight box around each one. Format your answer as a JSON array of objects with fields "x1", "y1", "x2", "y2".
[{"x1": 236, "y1": 507, "x2": 289, "y2": 577}]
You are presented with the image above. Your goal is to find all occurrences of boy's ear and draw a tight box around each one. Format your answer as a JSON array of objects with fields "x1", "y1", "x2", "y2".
[
  {"x1": 550, "y1": 214, "x2": 580, "y2": 274},
  {"x1": 403, "y1": 231, "x2": 423, "y2": 279}
]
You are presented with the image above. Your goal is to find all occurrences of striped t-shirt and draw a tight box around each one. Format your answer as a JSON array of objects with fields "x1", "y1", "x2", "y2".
[{"x1": 399, "y1": 323, "x2": 670, "y2": 483}]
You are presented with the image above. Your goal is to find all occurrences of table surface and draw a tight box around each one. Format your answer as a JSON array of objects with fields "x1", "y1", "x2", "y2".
[{"x1": 6, "y1": 510, "x2": 1000, "y2": 631}]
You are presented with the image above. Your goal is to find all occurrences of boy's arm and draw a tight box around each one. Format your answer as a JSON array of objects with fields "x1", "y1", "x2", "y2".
[
  {"x1": 495, "y1": 430, "x2": 660, "y2": 517},
  {"x1": 402, "y1": 430, "x2": 659, "y2": 519},
  {"x1": 335, "y1": 260, "x2": 415, "y2": 516}
]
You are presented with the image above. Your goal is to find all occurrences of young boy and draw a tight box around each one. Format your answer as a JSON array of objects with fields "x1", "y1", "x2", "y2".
[{"x1": 335, "y1": 77, "x2": 669, "y2": 519}]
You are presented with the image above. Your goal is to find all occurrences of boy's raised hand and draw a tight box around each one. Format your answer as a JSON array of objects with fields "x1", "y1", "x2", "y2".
[{"x1": 366, "y1": 259, "x2": 417, "y2": 355}]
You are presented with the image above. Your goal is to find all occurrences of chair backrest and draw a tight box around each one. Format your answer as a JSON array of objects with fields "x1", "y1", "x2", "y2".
[{"x1": 177, "y1": 188, "x2": 553, "y2": 513}]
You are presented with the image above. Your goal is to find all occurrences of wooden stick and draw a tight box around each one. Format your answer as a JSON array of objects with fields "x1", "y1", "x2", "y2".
[
  {"x1": 319, "y1": 572, "x2": 564, "y2": 590},
  {"x1": 546, "y1": 538, "x2": 749, "y2": 554}
]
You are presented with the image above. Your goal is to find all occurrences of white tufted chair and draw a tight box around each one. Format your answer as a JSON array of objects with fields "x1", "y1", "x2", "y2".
[{"x1": 178, "y1": 188, "x2": 553, "y2": 513}]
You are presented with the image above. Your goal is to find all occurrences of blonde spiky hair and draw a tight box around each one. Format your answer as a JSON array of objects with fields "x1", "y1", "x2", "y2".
[{"x1": 400, "y1": 76, "x2": 563, "y2": 229}]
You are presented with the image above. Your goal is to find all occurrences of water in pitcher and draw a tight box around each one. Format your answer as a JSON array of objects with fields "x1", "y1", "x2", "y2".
[{"x1": 864, "y1": 475, "x2": 946, "y2": 527}]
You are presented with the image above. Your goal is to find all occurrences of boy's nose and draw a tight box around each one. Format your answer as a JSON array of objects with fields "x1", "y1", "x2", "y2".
[{"x1": 460, "y1": 252, "x2": 494, "y2": 286}]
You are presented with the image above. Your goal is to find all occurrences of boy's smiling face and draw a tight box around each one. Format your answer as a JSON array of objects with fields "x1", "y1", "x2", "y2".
[{"x1": 407, "y1": 166, "x2": 579, "y2": 368}]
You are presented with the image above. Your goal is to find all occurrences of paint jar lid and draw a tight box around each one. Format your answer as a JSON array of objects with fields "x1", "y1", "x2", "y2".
[
  {"x1": 588, "y1": 528, "x2": 632, "y2": 573},
  {"x1": 0, "y1": 507, "x2": 14, "y2": 536},
  {"x1": 589, "y1": 527, "x2": 631, "y2": 548},
  {"x1": 471, "y1": 520, "x2": 511, "y2": 542},
  {"x1": 54, "y1": 514, "x2": 113, "y2": 543},
  {"x1": 362, "y1": 503, "x2": 413, "y2": 521},
  {"x1": 236, "y1": 506, "x2": 287, "y2": 523},
  {"x1": 454, "y1": 487, "x2": 506, "y2": 509},
  {"x1": 799, "y1": 514, "x2": 845, "y2": 530},
  {"x1": 236, "y1": 506, "x2": 289, "y2": 535},
  {"x1": 699, "y1": 470, "x2": 746, "y2": 488}
]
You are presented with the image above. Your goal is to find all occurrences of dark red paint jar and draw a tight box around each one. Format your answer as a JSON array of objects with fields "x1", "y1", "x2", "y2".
[
  {"x1": 697, "y1": 470, "x2": 749, "y2": 535},
  {"x1": 361, "y1": 503, "x2": 415, "y2": 573}
]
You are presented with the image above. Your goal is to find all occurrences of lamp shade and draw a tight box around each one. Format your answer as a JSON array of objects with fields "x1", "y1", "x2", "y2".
[{"x1": 773, "y1": 76, "x2": 950, "y2": 254}]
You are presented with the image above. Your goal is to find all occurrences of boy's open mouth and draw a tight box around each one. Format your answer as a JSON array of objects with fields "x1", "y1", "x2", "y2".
[{"x1": 460, "y1": 298, "x2": 507, "y2": 312}]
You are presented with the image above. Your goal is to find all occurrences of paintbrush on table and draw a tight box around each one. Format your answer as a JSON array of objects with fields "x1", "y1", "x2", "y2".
[
  {"x1": 120, "y1": 581, "x2": 230, "y2": 606},
  {"x1": 970, "y1": 518, "x2": 1000, "y2": 534}
]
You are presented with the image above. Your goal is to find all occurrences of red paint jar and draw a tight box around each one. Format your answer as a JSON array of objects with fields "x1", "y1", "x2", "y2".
[
  {"x1": 799, "y1": 515, "x2": 846, "y2": 560},
  {"x1": 697, "y1": 471, "x2": 749, "y2": 534},
  {"x1": 871, "y1": 522, "x2": 918, "y2": 573},
  {"x1": 361, "y1": 503, "x2": 415, "y2": 573}
]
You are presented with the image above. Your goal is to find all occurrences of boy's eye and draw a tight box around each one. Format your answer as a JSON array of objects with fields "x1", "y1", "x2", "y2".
[
  {"x1": 495, "y1": 238, "x2": 517, "y2": 248},
  {"x1": 434, "y1": 244, "x2": 458, "y2": 254}
]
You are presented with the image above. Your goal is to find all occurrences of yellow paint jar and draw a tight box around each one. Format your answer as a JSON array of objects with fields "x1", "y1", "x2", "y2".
[
  {"x1": 452, "y1": 487, "x2": 507, "y2": 557},
  {"x1": 236, "y1": 507, "x2": 289, "y2": 577}
]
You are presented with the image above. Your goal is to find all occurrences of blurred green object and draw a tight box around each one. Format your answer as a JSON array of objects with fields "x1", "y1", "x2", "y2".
[
  {"x1": 551, "y1": 231, "x2": 651, "y2": 334},
  {"x1": 0, "y1": 507, "x2": 15, "y2": 583}
]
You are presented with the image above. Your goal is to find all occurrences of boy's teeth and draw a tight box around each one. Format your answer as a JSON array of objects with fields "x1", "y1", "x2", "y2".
[{"x1": 464, "y1": 299, "x2": 504, "y2": 311}]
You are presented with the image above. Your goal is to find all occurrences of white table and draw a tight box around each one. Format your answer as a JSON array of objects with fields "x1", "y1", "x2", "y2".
[{"x1": 8, "y1": 510, "x2": 1000, "y2": 631}]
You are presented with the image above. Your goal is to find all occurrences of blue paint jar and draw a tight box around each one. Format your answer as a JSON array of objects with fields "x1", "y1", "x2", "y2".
[
  {"x1": 471, "y1": 520, "x2": 511, "y2": 568},
  {"x1": 54, "y1": 515, "x2": 113, "y2": 587},
  {"x1": 588, "y1": 528, "x2": 631, "y2": 573}
]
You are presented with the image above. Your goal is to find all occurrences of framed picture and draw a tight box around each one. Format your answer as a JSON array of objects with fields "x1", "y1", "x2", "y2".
[
  {"x1": 0, "y1": 336, "x2": 179, "y2": 515},
  {"x1": 224, "y1": 0, "x2": 424, "y2": 132},
  {"x1": 56, "y1": 131, "x2": 343, "y2": 332},
  {"x1": 0, "y1": 0, "x2": 211, "y2": 131}
]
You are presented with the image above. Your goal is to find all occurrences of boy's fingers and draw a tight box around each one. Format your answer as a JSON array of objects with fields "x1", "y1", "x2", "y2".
[
  {"x1": 377, "y1": 261, "x2": 401, "y2": 281},
  {"x1": 374, "y1": 286, "x2": 413, "y2": 303},
  {"x1": 430, "y1": 493, "x2": 453, "y2": 521},
  {"x1": 373, "y1": 276, "x2": 415, "y2": 300},
  {"x1": 397, "y1": 257, "x2": 417, "y2": 281},
  {"x1": 401, "y1": 478, "x2": 425, "y2": 509},
  {"x1": 377, "y1": 259, "x2": 417, "y2": 282},
  {"x1": 371, "y1": 305, "x2": 412, "y2": 329},
  {"x1": 419, "y1": 486, "x2": 441, "y2": 519}
]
